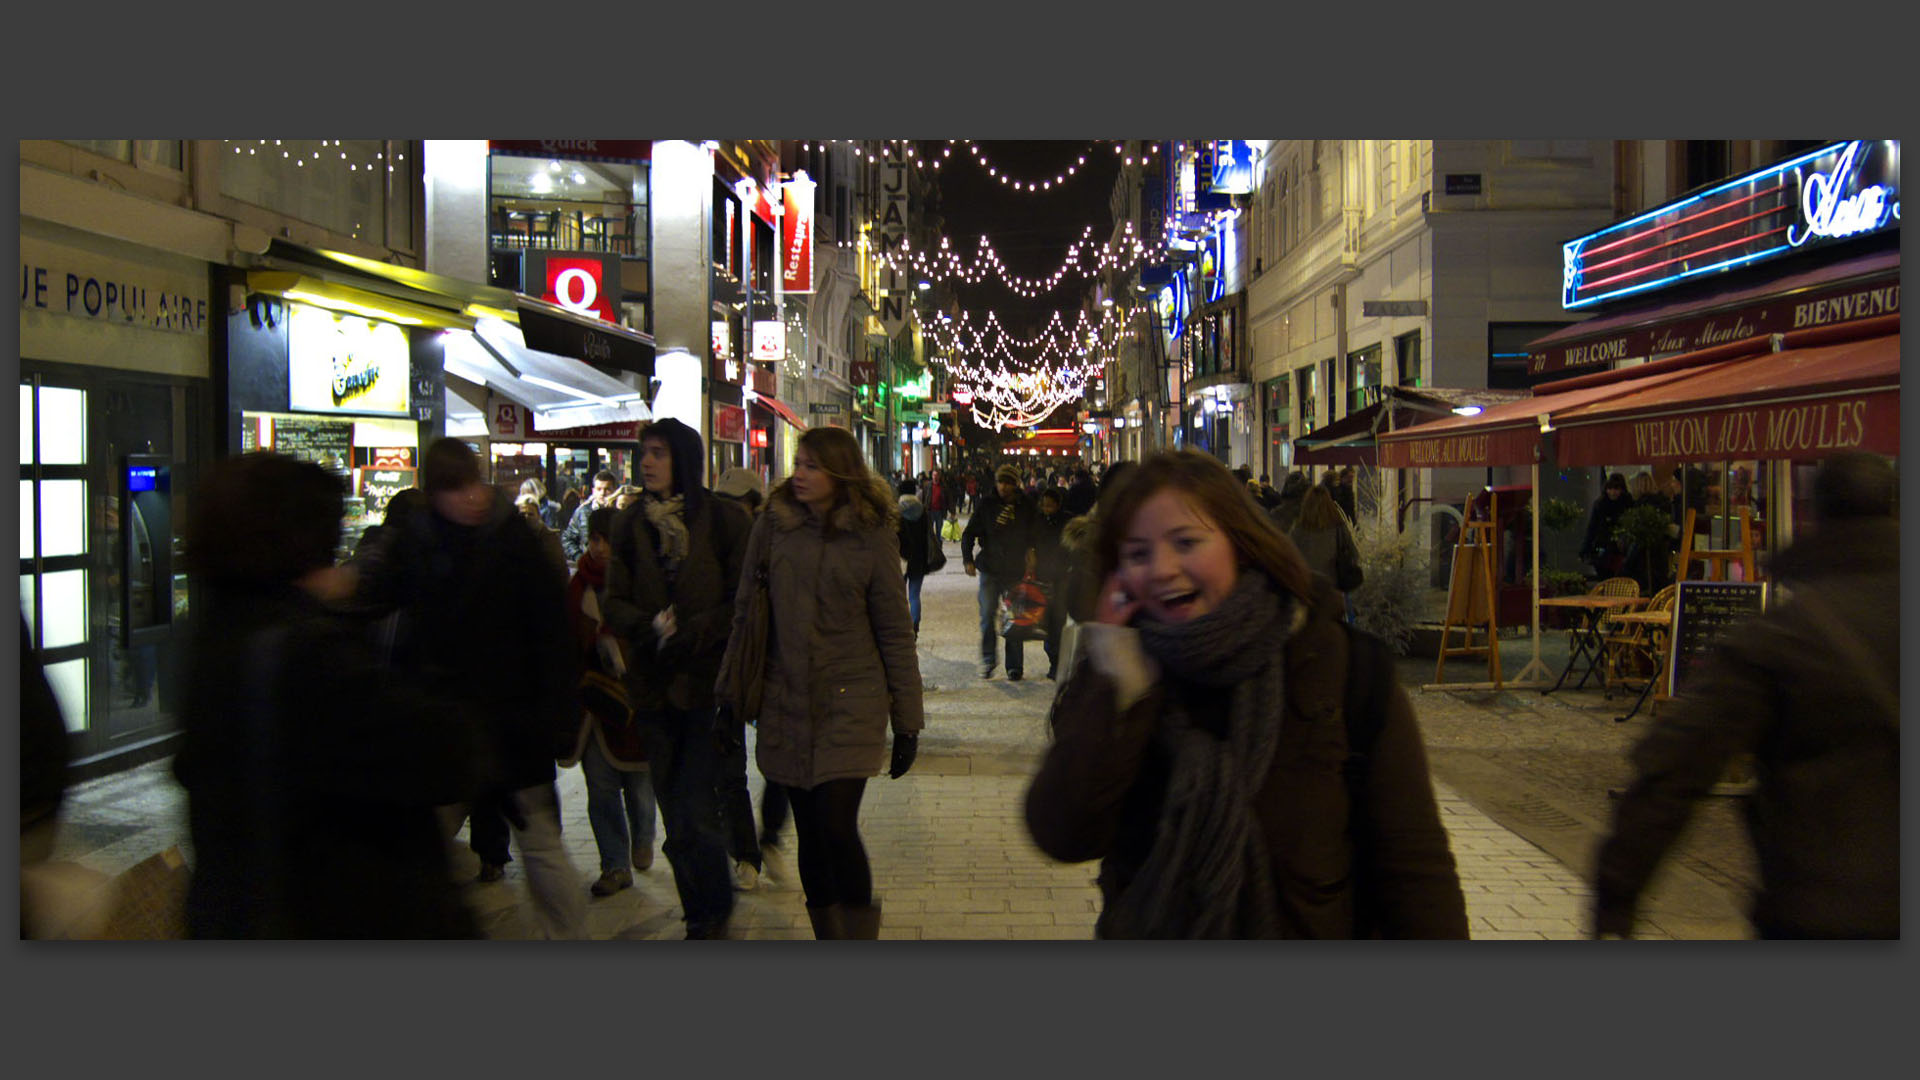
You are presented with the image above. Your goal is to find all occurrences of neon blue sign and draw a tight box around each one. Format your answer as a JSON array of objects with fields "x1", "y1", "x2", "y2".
[
  {"x1": 1561, "y1": 140, "x2": 1899, "y2": 309},
  {"x1": 1789, "y1": 140, "x2": 1898, "y2": 246},
  {"x1": 1210, "y1": 140, "x2": 1255, "y2": 195}
]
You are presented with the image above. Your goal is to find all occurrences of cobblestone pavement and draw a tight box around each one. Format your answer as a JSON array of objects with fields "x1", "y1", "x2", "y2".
[{"x1": 37, "y1": 514, "x2": 1756, "y2": 940}]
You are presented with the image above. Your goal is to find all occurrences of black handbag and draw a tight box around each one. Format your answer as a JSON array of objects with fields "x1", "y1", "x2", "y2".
[
  {"x1": 721, "y1": 522, "x2": 774, "y2": 723},
  {"x1": 924, "y1": 516, "x2": 948, "y2": 574}
]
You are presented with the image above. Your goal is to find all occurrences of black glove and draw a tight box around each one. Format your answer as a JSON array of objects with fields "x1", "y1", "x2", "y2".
[
  {"x1": 713, "y1": 704, "x2": 744, "y2": 757},
  {"x1": 889, "y1": 731, "x2": 918, "y2": 779}
]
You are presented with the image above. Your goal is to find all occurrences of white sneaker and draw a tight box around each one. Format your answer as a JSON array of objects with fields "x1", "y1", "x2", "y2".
[{"x1": 733, "y1": 859, "x2": 760, "y2": 892}]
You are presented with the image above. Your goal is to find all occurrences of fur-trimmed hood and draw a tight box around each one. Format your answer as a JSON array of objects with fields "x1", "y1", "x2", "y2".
[
  {"x1": 898, "y1": 494, "x2": 925, "y2": 522},
  {"x1": 1061, "y1": 511, "x2": 1099, "y2": 554},
  {"x1": 767, "y1": 475, "x2": 899, "y2": 534}
]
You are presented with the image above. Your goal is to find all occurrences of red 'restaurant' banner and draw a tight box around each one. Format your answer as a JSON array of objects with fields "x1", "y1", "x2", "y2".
[{"x1": 781, "y1": 178, "x2": 815, "y2": 294}]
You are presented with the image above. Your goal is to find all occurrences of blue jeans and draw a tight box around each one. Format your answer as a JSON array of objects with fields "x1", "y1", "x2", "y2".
[
  {"x1": 906, "y1": 572, "x2": 924, "y2": 630},
  {"x1": 977, "y1": 570, "x2": 1024, "y2": 675},
  {"x1": 637, "y1": 706, "x2": 734, "y2": 933},
  {"x1": 580, "y1": 735, "x2": 656, "y2": 873}
]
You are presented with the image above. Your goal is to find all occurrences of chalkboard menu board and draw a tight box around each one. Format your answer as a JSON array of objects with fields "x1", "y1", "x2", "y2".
[
  {"x1": 1668, "y1": 581, "x2": 1769, "y2": 696},
  {"x1": 271, "y1": 415, "x2": 354, "y2": 476}
]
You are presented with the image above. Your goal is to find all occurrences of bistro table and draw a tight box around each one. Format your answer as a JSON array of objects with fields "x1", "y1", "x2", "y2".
[
  {"x1": 1538, "y1": 594, "x2": 1646, "y2": 694},
  {"x1": 1600, "y1": 608, "x2": 1676, "y2": 723}
]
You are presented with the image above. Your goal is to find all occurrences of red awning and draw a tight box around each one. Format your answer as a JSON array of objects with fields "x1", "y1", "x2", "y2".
[
  {"x1": 1293, "y1": 386, "x2": 1529, "y2": 465},
  {"x1": 754, "y1": 395, "x2": 808, "y2": 431},
  {"x1": 1376, "y1": 365, "x2": 1716, "y2": 469},
  {"x1": 1550, "y1": 332, "x2": 1900, "y2": 465}
]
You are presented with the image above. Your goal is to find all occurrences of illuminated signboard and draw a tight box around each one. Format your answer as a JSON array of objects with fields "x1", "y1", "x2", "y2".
[
  {"x1": 781, "y1": 174, "x2": 816, "y2": 293},
  {"x1": 542, "y1": 255, "x2": 618, "y2": 323},
  {"x1": 1562, "y1": 140, "x2": 1900, "y2": 310},
  {"x1": 752, "y1": 320, "x2": 783, "y2": 360},
  {"x1": 1156, "y1": 268, "x2": 1190, "y2": 347},
  {"x1": 1210, "y1": 140, "x2": 1255, "y2": 195},
  {"x1": 287, "y1": 303, "x2": 412, "y2": 417}
]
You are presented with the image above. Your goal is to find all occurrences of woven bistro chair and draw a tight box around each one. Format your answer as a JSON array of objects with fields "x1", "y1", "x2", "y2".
[{"x1": 1602, "y1": 583, "x2": 1676, "y2": 687}]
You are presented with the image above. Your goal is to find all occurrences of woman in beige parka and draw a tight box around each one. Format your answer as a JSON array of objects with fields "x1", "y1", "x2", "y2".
[{"x1": 717, "y1": 426, "x2": 924, "y2": 938}]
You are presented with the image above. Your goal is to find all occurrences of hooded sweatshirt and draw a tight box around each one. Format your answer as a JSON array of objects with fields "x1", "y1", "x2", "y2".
[{"x1": 898, "y1": 494, "x2": 935, "y2": 577}]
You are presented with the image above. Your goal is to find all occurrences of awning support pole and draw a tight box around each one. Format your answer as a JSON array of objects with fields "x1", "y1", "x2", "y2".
[{"x1": 1511, "y1": 459, "x2": 1554, "y2": 687}]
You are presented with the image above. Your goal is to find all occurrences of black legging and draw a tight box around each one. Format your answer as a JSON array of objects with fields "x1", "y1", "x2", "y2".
[{"x1": 785, "y1": 778, "x2": 870, "y2": 909}]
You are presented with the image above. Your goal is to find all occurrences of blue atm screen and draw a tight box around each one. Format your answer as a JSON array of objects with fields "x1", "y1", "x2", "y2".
[{"x1": 128, "y1": 467, "x2": 158, "y2": 493}]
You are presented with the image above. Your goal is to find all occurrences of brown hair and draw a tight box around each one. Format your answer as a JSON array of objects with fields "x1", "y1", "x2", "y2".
[
  {"x1": 1095, "y1": 450, "x2": 1312, "y2": 599},
  {"x1": 421, "y1": 436, "x2": 483, "y2": 494},
  {"x1": 1296, "y1": 484, "x2": 1345, "y2": 531},
  {"x1": 774, "y1": 426, "x2": 896, "y2": 535}
]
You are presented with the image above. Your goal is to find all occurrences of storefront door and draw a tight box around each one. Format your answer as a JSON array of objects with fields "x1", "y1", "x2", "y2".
[{"x1": 20, "y1": 362, "x2": 208, "y2": 765}]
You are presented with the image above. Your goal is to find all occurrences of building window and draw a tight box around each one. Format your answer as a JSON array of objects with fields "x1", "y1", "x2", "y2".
[
  {"x1": 1682, "y1": 140, "x2": 1734, "y2": 195},
  {"x1": 1347, "y1": 343, "x2": 1382, "y2": 413},
  {"x1": 1488, "y1": 322, "x2": 1573, "y2": 390},
  {"x1": 1296, "y1": 365, "x2": 1317, "y2": 436},
  {"x1": 62, "y1": 140, "x2": 183, "y2": 171},
  {"x1": 1394, "y1": 330, "x2": 1422, "y2": 387}
]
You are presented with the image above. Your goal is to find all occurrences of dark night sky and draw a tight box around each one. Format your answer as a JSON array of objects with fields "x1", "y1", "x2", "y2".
[{"x1": 925, "y1": 140, "x2": 1122, "y2": 340}]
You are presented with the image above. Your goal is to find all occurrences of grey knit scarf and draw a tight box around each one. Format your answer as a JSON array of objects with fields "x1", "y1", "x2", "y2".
[
  {"x1": 641, "y1": 493, "x2": 689, "y2": 574},
  {"x1": 1100, "y1": 569, "x2": 1297, "y2": 939}
]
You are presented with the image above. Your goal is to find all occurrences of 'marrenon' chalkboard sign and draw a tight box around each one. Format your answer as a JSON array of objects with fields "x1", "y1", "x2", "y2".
[{"x1": 1668, "y1": 580, "x2": 1769, "y2": 696}]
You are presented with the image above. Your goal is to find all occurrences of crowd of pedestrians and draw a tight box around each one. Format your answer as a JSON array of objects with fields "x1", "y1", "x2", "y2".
[{"x1": 28, "y1": 428, "x2": 1890, "y2": 943}]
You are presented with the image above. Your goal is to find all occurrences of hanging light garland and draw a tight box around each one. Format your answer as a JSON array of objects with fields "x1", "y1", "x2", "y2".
[
  {"x1": 791, "y1": 139, "x2": 1162, "y2": 192},
  {"x1": 930, "y1": 305, "x2": 1138, "y2": 431},
  {"x1": 877, "y1": 220, "x2": 1167, "y2": 299}
]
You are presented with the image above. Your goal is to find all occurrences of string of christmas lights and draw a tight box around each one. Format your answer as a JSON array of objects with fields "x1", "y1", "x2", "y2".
[
  {"x1": 925, "y1": 307, "x2": 1137, "y2": 369},
  {"x1": 877, "y1": 220, "x2": 1167, "y2": 299},
  {"x1": 791, "y1": 139, "x2": 1163, "y2": 191}
]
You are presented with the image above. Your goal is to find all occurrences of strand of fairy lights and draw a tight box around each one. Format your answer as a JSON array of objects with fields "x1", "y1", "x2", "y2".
[
  {"x1": 876, "y1": 220, "x2": 1168, "y2": 299},
  {"x1": 791, "y1": 140, "x2": 1164, "y2": 192},
  {"x1": 925, "y1": 308, "x2": 1137, "y2": 368}
]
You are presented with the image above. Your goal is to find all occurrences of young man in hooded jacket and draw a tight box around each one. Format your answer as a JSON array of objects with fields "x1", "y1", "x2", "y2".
[{"x1": 600, "y1": 419, "x2": 753, "y2": 939}]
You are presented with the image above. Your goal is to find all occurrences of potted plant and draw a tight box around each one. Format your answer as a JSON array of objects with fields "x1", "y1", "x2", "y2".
[{"x1": 1613, "y1": 504, "x2": 1674, "y2": 595}]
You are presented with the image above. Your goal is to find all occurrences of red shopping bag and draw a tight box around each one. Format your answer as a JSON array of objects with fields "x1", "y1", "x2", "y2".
[{"x1": 998, "y1": 575, "x2": 1050, "y2": 643}]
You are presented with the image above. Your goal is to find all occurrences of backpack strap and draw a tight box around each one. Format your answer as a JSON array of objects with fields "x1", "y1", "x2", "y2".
[{"x1": 1341, "y1": 621, "x2": 1391, "y2": 937}]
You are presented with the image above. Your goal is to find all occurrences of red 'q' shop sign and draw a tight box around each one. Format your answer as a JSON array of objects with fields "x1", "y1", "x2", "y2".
[
  {"x1": 781, "y1": 176, "x2": 816, "y2": 294},
  {"x1": 543, "y1": 256, "x2": 616, "y2": 323}
]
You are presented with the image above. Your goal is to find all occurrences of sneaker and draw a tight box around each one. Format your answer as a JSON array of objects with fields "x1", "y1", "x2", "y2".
[
  {"x1": 590, "y1": 868, "x2": 633, "y2": 897},
  {"x1": 476, "y1": 862, "x2": 506, "y2": 884},
  {"x1": 632, "y1": 845, "x2": 654, "y2": 871},
  {"x1": 979, "y1": 662, "x2": 995, "y2": 679},
  {"x1": 733, "y1": 859, "x2": 760, "y2": 892}
]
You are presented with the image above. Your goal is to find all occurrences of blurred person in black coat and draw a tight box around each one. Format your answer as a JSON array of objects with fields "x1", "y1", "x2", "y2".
[
  {"x1": 174, "y1": 453, "x2": 478, "y2": 938},
  {"x1": 1593, "y1": 452, "x2": 1899, "y2": 939},
  {"x1": 352, "y1": 438, "x2": 587, "y2": 938}
]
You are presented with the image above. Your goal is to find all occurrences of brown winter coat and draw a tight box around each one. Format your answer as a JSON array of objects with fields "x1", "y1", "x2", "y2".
[
  {"x1": 600, "y1": 495, "x2": 754, "y2": 714},
  {"x1": 719, "y1": 482, "x2": 924, "y2": 790},
  {"x1": 1025, "y1": 576, "x2": 1468, "y2": 939}
]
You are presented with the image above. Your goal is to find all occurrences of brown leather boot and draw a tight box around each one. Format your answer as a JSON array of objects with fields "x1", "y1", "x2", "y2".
[
  {"x1": 805, "y1": 903, "x2": 846, "y2": 940},
  {"x1": 842, "y1": 900, "x2": 882, "y2": 940}
]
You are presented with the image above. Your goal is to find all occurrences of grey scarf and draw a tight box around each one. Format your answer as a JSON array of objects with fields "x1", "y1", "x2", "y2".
[
  {"x1": 641, "y1": 493, "x2": 689, "y2": 574},
  {"x1": 1101, "y1": 570, "x2": 1297, "y2": 939}
]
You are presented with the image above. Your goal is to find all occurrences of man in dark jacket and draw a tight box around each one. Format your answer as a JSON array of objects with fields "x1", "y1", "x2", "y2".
[
  {"x1": 1593, "y1": 452, "x2": 1899, "y2": 939},
  {"x1": 600, "y1": 419, "x2": 753, "y2": 939},
  {"x1": 1062, "y1": 467, "x2": 1098, "y2": 518},
  {"x1": 962, "y1": 464, "x2": 1038, "y2": 680},
  {"x1": 562, "y1": 469, "x2": 620, "y2": 562},
  {"x1": 353, "y1": 438, "x2": 586, "y2": 938}
]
